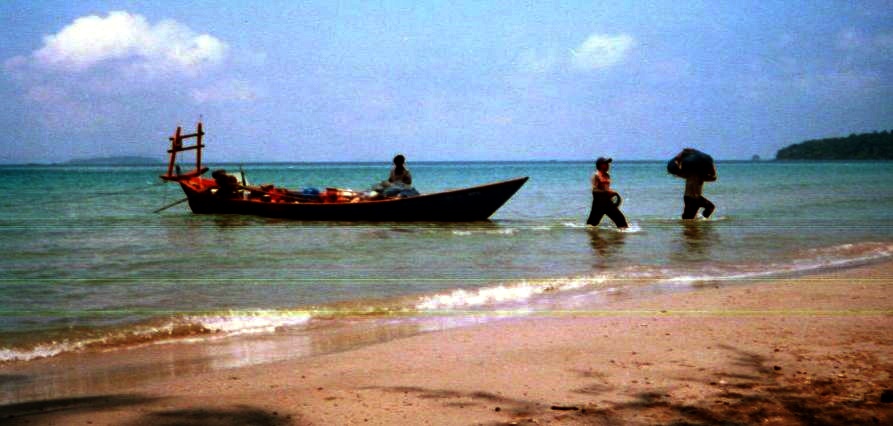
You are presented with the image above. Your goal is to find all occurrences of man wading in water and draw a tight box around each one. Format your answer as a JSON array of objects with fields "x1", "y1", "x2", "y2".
[
  {"x1": 681, "y1": 173, "x2": 715, "y2": 219},
  {"x1": 586, "y1": 157, "x2": 628, "y2": 229},
  {"x1": 672, "y1": 149, "x2": 716, "y2": 219}
]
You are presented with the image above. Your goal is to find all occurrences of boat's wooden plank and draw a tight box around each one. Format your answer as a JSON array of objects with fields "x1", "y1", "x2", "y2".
[
  {"x1": 169, "y1": 132, "x2": 204, "y2": 140},
  {"x1": 167, "y1": 144, "x2": 204, "y2": 153}
]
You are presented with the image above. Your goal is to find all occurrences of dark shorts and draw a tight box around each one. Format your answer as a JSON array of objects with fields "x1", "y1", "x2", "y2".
[
  {"x1": 587, "y1": 193, "x2": 628, "y2": 228},
  {"x1": 682, "y1": 195, "x2": 715, "y2": 219}
]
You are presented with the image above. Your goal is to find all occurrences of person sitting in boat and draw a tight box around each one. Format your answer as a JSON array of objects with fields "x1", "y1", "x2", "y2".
[
  {"x1": 211, "y1": 169, "x2": 240, "y2": 199},
  {"x1": 387, "y1": 154, "x2": 412, "y2": 186},
  {"x1": 369, "y1": 154, "x2": 419, "y2": 199}
]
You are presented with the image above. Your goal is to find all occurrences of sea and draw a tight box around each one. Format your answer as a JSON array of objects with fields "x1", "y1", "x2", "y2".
[{"x1": 1, "y1": 160, "x2": 892, "y2": 368}]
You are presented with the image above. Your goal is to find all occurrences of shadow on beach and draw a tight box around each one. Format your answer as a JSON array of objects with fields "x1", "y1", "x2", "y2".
[
  {"x1": 126, "y1": 405, "x2": 299, "y2": 426},
  {"x1": 559, "y1": 344, "x2": 890, "y2": 426},
  {"x1": 0, "y1": 394, "x2": 160, "y2": 426},
  {"x1": 0, "y1": 394, "x2": 304, "y2": 426},
  {"x1": 366, "y1": 343, "x2": 892, "y2": 425},
  {"x1": 2, "y1": 342, "x2": 891, "y2": 425}
]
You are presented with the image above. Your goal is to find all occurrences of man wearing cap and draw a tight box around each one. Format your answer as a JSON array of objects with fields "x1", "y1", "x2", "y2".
[{"x1": 586, "y1": 157, "x2": 629, "y2": 229}]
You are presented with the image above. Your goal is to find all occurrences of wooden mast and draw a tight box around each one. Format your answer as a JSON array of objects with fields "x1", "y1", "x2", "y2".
[
  {"x1": 195, "y1": 122, "x2": 203, "y2": 173},
  {"x1": 161, "y1": 122, "x2": 208, "y2": 181},
  {"x1": 165, "y1": 126, "x2": 182, "y2": 178}
]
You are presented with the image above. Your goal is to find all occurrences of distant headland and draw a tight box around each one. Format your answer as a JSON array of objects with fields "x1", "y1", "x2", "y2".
[
  {"x1": 776, "y1": 130, "x2": 893, "y2": 160},
  {"x1": 62, "y1": 156, "x2": 163, "y2": 166}
]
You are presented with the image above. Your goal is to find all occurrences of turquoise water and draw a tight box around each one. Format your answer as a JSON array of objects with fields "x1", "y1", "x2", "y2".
[{"x1": 1, "y1": 161, "x2": 892, "y2": 361}]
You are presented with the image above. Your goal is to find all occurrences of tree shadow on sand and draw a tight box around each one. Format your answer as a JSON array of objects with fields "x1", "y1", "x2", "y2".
[
  {"x1": 563, "y1": 344, "x2": 892, "y2": 425},
  {"x1": 364, "y1": 385, "x2": 545, "y2": 418},
  {"x1": 0, "y1": 374, "x2": 31, "y2": 386},
  {"x1": 0, "y1": 394, "x2": 161, "y2": 426},
  {"x1": 0, "y1": 394, "x2": 303, "y2": 426},
  {"x1": 124, "y1": 405, "x2": 298, "y2": 426},
  {"x1": 366, "y1": 344, "x2": 892, "y2": 425}
]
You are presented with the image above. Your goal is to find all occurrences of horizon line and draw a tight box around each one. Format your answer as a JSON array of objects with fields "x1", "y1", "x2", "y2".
[{"x1": 0, "y1": 158, "x2": 785, "y2": 166}]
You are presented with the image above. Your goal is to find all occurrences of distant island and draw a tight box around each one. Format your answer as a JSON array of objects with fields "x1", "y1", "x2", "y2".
[
  {"x1": 776, "y1": 130, "x2": 893, "y2": 160},
  {"x1": 63, "y1": 156, "x2": 163, "y2": 166}
]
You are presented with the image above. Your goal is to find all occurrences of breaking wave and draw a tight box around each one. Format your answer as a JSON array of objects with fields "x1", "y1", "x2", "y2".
[
  {"x1": 415, "y1": 276, "x2": 607, "y2": 310},
  {"x1": 1, "y1": 310, "x2": 311, "y2": 363},
  {"x1": 2, "y1": 241, "x2": 890, "y2": 364}
]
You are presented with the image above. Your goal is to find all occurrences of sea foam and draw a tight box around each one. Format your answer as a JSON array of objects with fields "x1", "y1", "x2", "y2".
[
  {"x1": 0, "y1": 310, "x2": 312, "y2": 363},
  {"x1": 415, "y1": 276, "x2": 606, "y2": 311},
  {"x1": 3, "y1": 242, "x2": 890, "y2": 364}
]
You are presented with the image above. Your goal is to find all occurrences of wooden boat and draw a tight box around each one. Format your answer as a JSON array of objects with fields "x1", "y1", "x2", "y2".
[{"x1": 159, "y1": 123, "x2": 528, "y2": 221}]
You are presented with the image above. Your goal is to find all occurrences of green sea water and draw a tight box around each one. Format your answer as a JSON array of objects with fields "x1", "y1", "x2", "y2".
[{"x1": 1, "y1": 161, "x2": 892, "y2": 361}]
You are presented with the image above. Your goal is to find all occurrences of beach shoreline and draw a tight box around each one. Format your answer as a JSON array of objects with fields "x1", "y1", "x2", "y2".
[{"x1": 3, "y1": 260, "x2": 892, "y2": 425}]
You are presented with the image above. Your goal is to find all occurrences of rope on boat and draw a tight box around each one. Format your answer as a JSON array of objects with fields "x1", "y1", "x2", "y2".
[{"x1": 153, "y1": 197, "x2": 189, "y2": 213}]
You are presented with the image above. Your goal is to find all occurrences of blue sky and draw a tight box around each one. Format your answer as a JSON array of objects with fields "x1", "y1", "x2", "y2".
[{"x1": 1, "y1": 1, "x2": 891, "y2": 163}]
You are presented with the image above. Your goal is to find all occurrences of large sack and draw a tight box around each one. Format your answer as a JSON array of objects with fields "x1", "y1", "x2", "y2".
[
  {"x1": 375, "y1": 181, "x2": 420, "y2": 199},
  {"x1": 667, "y1": 149, "x2": 716, "y2": 180}
]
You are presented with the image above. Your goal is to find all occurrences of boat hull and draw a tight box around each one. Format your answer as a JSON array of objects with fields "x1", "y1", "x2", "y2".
[{"x1": 179, "y1": 177, "x2": 528, "y2": 222}]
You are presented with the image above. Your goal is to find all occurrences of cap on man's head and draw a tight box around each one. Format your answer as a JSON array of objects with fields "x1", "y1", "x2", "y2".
[{"x1": 595, "y1": 157, "x2": 613, "y2": 165}]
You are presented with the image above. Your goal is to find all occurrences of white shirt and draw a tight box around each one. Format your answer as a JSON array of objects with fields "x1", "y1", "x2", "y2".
[{"x1": 389, "y1": 167, "x2": 412, "y2": 185}]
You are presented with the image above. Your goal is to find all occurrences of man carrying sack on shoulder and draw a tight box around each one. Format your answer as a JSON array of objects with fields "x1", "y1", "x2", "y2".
[{"x1": 671, "y1": 149, "x2": 717, "y2": 219}]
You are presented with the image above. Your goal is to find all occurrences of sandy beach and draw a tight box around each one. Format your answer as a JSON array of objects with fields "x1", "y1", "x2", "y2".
[
  {"x1": 3, "y1": 3, "x2": 893, "y2": 425},
  {"x1": 3, "y1": 262, "x2": 892, "y2": 425}
]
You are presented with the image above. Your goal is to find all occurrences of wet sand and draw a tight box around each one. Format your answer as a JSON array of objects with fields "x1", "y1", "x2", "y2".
[{"x1": 2, "y1": 262, "x2": 892, "y2": 425}]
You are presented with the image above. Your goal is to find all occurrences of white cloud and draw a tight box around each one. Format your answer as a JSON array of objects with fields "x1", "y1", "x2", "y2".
[
  {"x1": 571, "y1": 33, "x2": 635, "y2": 70},
  {"x1": 32, "y1": 11, "x2": 227, "y2": 75},
  {"x1": 1, "y1": 11, "x2": 256, "y2": 131}
]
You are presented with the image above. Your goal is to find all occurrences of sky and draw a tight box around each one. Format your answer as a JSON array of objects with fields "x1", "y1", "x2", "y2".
[{"x1": 1, "y1": 0, "x2": 892, "y2": 163}]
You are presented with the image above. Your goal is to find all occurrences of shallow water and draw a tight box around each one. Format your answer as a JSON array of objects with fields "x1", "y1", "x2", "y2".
[{"x1": 1, "y1": 161, "x2": 892, "y2": 361}]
